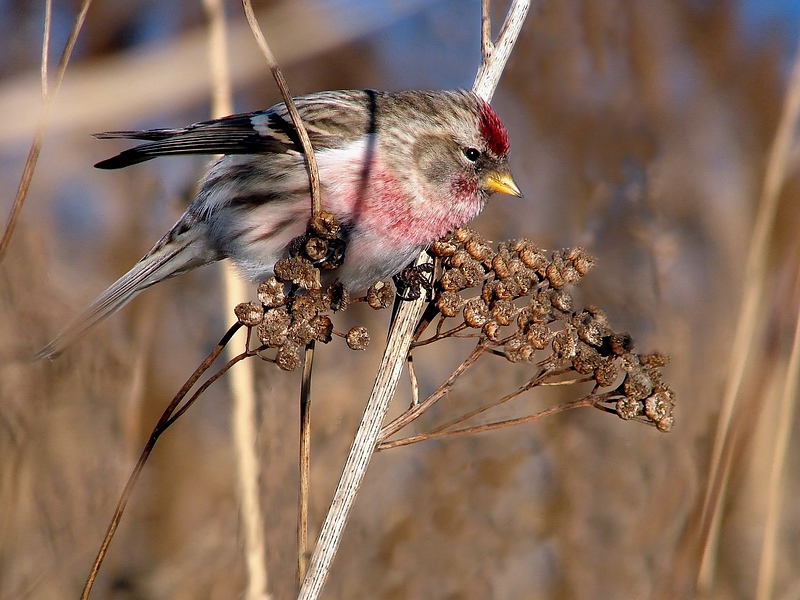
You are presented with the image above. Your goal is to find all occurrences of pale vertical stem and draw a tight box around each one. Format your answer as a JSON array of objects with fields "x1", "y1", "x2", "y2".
[
  {"x1": 0, "y1": 0, "x2": 92, "y2": 263},
  {"x1": 698, "y1": 33, "x2": 800, "y2": 593},
  {"x1": 297, "y1": 342, "x2": 315, "y2": 585},
  {"x1": 298, "y1": 254, "x2": 432, "y2": 600},
  {"x1": 298, "y1": 3, "x2": 530, "y2": 599},
  {"x1": 755, "y1": 289, "x2": 800, "y2": 600},
  {"x1": 41, "y1": 0, "x2": 52, "y2": 97},
  {"x1": 204, "y1": 0, "x2": 270, "y2": 599}
]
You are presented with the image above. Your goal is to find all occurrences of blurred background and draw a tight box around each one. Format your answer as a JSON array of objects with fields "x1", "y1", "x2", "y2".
[{"x1": 2, "y1": 0, "x2": 800, "y2": 598}]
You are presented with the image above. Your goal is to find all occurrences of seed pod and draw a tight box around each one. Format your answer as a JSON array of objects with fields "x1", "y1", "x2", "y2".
[
  {"x1": 463, "y1": 297, "x2": 490, "y2": 328},
  {"x1": 346, "y1": 326, "x2": 370, "y2": 350},
  {"x1": 276, "y1": 341, "x2": 301, "y2": 371},
  {"x1": 234, "y1": 301, "x2": 264, "y2": 326},
  {"x1": 257, "y1": 278, "x2": 287, "y2": 308},
  {"x1": 367, "y1": 281, "x2": 394, "y2": 309},
  {"x1": 436, "y1": 291, "x2": 464, "y2": 317}
]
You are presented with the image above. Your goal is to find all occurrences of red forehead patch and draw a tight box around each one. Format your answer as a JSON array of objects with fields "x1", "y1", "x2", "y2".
[{"x1": 478, "y1": 100, "x2": 510, "y2": 156}]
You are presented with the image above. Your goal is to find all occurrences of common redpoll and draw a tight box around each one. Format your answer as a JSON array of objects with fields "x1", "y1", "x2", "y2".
[{"x1": 36, "y1": 89, "x2": 520, "y2": 359}]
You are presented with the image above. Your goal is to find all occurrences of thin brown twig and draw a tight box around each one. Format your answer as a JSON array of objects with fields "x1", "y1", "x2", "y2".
[
  {"x1": 417, "y1": 367, "x2": 581, "y2": 438},
  {"x1": 378, "y1": 341, "x2": 490, "y2": 442},
  {"x1": 378, "y1": 396, "x2": 597, "y2": 450},
  {"x1": 80, "y1": 323, "x2": 244, "y2": 600},
  {"x1": 298, "y1": 341, "x2": 315, "y2": 585},
  {"x1": 0, "y1": 0, "x2": 93, "y2": 265},
  {"x1": 411, "y1": 322, "x2": 469, "y2": 347},
  {"x1": 481, "y1": 0, "x2": 492, "y2": 60},
  {"x1": 240, "y1": 0, "x2": 322, "y2": 218},
  {"x1": 41, "y1": 0, "x2": 52, "y2": 97}
]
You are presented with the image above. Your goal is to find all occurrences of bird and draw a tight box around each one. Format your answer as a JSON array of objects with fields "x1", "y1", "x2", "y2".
[{"x1": 35, "y1": 89, "x2": 521, "y2": 360}]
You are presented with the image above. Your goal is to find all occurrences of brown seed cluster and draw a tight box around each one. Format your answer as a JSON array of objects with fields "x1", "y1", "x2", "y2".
[
  {"x1": 233, "y1": 219, "x2": 353, "y2": 371},
  {"x1": 429, "y1": 228, "x2": 674, "y2": 432},
  {"x1": 233, "y1": 223, "x2": 675, "y2": 430}
]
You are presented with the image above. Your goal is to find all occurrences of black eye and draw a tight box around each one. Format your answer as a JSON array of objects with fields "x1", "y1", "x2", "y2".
[{"x1": 463, "y1": 147, "x2": 481, "y2": 162}]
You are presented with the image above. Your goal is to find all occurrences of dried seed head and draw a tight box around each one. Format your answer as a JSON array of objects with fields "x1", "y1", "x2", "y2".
[
  {"x1": 309, "y1": 210, "x2": 341, "y2": 239},
  {"x1": 276, "y1": 341, "x2": 301, "y2": 371},
  {"x1": 287, "y1": 320, "x2": 316, "y2": 345},
  {"x1": 430, "y1": 239, "x2": 458, "y2": 258},
  {"x1": 525, "y1": 322, "x2": 550, "y2": 349},
  {"x1": 234, "y1": 301, "x2": 264, "y2": 326},
  {"x1": 574, "y1": 309, "x2": 609, "y2": 347},
  {"x1": 441, "y1": 268, "x2": 468, "y2": 292},
  {"x1": 304, "y1": 237, "x2": 329, "y2": 262},
  {"x1": 465, "y1": 236, "x2": 493, "y2": 261},
  {"x1": 274, "y1": 257, "x2": 320, "y2": 289},
  {"x1": 606, "y1": 333, "x2": 633, "y2": 356},
  {"x1": 545, "y1": 262, "x2": 565, "y2": 289},
  {"x1": 622, "y1": 366, "x2": 654, "y2": 401},
  {"x1": 453, "y1": 227, "x2": 475, "y2": 243},
  {"x1": 491, "y1": 299, "x2": 516, "y2": 326},
  {"x1": 346, "y1": 326, "x2": 370, "y2": 350},
  {"x1": 616, "y1": 397, "x2": 642, "y2": 420},
  {"x1": 483, "y1": 320, "x2": 501, "y2": 341},
  {"x1": 460, "y1": 259, "x2": 486, "y2": 287},
  {"x1": 645, "y1": 387, "x2": 675, "y2": 431},
  {"x1": 366, "y1": 281, "x2": 394, "y2": 309},
  {"x1": 552, "y1": 326, "x2": 579, "y2": 361},
  {"x1": 572, "y1": 343, "x2": 602, "y2": 374},
  {"x1": 463, "y1": 297, "x2": 491, "y2": 328},
  {"x1": 529, "y1": 291, "x2": 553, "y2": 322},
  {"x1": 437, "y1": 290, "x2": 464, "y2": 317},
  {"x1": 257, "y1": 278, "x2": 287, "y2": 308},
  {"x1": 291, "y1": 294, "x2": 322, "y2": 321},
  {"x1": 309, "y1": 315, "x2": 333, "y2": 343},
  {"x1": 515, "y1": 242, "x2": 547, "y2": 271},
  {"x1": 257, "y1": 307, "x2": 291, "y2": 348},
  {"x1": 481, "y1": 280, "x2": 510, "y2": 303},
  {"x1": 593, "y1": 359, "x2": 619, "y2": 387},
  {"x1": 550, "y1": 289, "x2": 573, "y2": 314},
  {"x1": 504, "y1": 335, "x2": 534, "y2": 363},
  {"x1": 567, "y1": 247, "x2": 595, "y2": 276},
  {"x1": 450, "y1": 249, "x2": 472, "y2": 268},
  {"x1": 491, "y1": 255, "x2": 511, "y2": 279},
  {"x1": 640, "y1": 352, "x2": 669, "y2": 368}
]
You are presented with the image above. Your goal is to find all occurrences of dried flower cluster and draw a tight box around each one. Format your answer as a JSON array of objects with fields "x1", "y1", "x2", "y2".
[
  {"x1": 428, "y1": 228, "x2": 674, "y2": 431},
  {"x1": 232, "y1": 212, "x2": 373, "y2": 370},
  {"x1": 232, "y1": 222, "x2": 675, "y2": 430}
]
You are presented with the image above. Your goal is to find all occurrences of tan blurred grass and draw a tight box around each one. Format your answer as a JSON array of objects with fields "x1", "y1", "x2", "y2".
[{"x1": 2, "y1": 1, "x2": 800, "y2": 599}]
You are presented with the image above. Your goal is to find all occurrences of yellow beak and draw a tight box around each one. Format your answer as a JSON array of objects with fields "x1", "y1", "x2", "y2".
[{"x1": 484, "y1": 168, "x2": 523, "y2": 197}]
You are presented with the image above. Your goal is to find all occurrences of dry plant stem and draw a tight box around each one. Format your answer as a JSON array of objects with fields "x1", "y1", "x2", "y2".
[
  {"x1": 203, "y1": 3, "x2": 270, "y2": 597},
  {"x1": 378, "y1": 341, "x2": 489, "y2": 441},
  {"x1": 41, "y1": 0, "x2": 52, "y2": 96},
  {"x1": 240, "y1": 0, "x2": 322, "y2": 217},
  {"x1": 481, "y1": 0, "x2": 491, "y2": 59},
  {"x1": 407, "y1": 354, "x2": 420, "y2": 406},
  {"x1": 298, "y1": 255, "x2": 431, "y2": 600},
  {"x1": 204, "y1": 1, "x2": 270, "y2": 598},
  {"x1": 298, "y1": 3, "x2": 530, "y2": 598},
  {"x1": 297, "y1": 342, "x2": 315, "y2": 585},
  {"x1": 81, "y1": 323, "x2": 243, "y2": 600},
  {"x1": 472, "y1": 0, "x2": 530, "y2": 103},
  {"x1": 378, "y1": 397, "x2": 596, "y2": 450},
  {"x1": 0, "y1": 0, "x2": 92, "y2": 264},
  {"x1": 418, "y1": 367, "x2": 581, "y2": 438},
  {"x1": 755, "y1": 290, "x2": 800, "y2": 600},
  {"x1": 698, "y1": 34, "x2": 800, "y2": 593}
]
